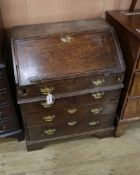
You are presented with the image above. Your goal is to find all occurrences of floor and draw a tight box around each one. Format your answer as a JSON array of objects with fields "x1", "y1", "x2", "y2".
[{"x1": 0, "y1": 123, "x2": 140, "y2": 175}]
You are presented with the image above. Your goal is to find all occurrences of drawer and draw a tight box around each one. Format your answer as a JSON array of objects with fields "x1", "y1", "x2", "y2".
[
  {"x1": 0, "y1": 103, "x2": 15, "y2": 120},
  {"x1": 17, "y1": 73, "x2": 123, "y2": 99},
  {"x1": 27, "y1": 113, "x2": 115, "y2": 141},
  {"x1": 0, "y1": 73, "x2": 7, "y2": 91},
  {"x1": 0, "y1": 91, "x2": 10, "y2": 104},
  {"x1": 123, "y1": 98, "x2": 140, "y2": 119},
  {"x1": 24, "y1": 100, "x2": 118, "y2": 126},
  {"x1": 0, "y1": 118, "x2": 19, "y2": 135},
  {"x1": 21, "y1": 89, "x2": 121, "y2": 113},
  {"x1": 129, "y1": 72, "x2": 140, "y2": 97}
]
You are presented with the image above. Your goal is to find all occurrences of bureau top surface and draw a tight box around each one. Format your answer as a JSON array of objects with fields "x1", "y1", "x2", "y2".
[
  {"x1": 11, "y1": 18, "x2": 124, "y2": 86},
  {"x1": 106, "y1": 10, "x2": 140, "y2": 40}
]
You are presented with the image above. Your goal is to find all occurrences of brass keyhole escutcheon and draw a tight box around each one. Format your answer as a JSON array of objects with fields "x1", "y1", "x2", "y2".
[{"x1": 61, "y1": 35, "x2": 72, "y2": 43}]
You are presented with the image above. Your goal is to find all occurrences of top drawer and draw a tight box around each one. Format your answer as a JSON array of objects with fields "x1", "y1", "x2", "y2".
[{"x1": 17, "y1": 73, "x2": 123, "y2": 100}]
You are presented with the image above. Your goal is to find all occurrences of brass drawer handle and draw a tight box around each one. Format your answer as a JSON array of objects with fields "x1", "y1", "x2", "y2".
[
  {"x1": 91, "y1": 108, "x2": 102, "y2": 115},
  {"x1": 67, "y1": 121, "x2": 78, "y2": 126},
  {"x1": 43, "y1": 115, "x2": 55, "y2": 122},
  {"x1": 89, "y1": 120, "x2": 100, "y2": 126},
  {"x1": 61, "y1": 35, "x2": 71, "y2": 43},
  {"x1": 40, "y1": 87, "x2": 54, "y2": 95},
  {"x1": 92, "y1": 79, "x2": 105, "y2": 86},
  {"x1": 44, "y1": 129, "x2": 56, "y2": 135},
  {"x1": 92, "y1": 92, "x2": 104, "y2": 100},
  {"x1": 41, "y1": 102, "x2": 54, "y2": 108},
  {"x1": 67, "y1": 108, "x2": 77, "y2": 114}
]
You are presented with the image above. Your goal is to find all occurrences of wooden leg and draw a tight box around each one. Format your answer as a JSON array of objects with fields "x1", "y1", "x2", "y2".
[
  {"x1": 26, "y1": 141, "x2": 48, "y2": 151},
  {"x1": 129, "y1": 0, "x2": 137, "y2": 12},
  {"x1": 92, "y1": 127, "x2": 115, "y2": 138},
  {"x1": 17, "y1": 132, "x2": 24, "y2": 142},
  {"x1": 115, "y1": 122, "x2": 127, "y2": 137}
]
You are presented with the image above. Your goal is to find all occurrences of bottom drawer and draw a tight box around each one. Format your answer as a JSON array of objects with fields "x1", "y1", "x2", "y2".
[
  {"x1": 27, "y1": 114, "x2": 115, "y2": 141},
  {"x1": 0, "y1": 119, "x2": 19, "y2": 135},
  {"x1": 123, "y1": 98, "x2": 140, "y2": 119}
]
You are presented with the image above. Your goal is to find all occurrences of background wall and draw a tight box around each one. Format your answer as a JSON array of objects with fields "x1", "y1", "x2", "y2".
[{"x1": 0, "y1": 0, "x2": 140, "y2": 28}]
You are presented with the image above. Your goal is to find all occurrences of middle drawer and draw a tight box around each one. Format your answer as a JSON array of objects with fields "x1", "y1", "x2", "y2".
[
  {"x1": 21, "y1": 89, "x2": 121, "y2": 113},
  {"x1": 23, "y1": 100, "x2": 118, "y2": 126}
]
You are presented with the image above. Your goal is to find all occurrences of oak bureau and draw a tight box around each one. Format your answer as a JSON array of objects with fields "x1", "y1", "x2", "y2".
[{"x1": 10, "y1": 19, "x2": 125, "y2": 151}]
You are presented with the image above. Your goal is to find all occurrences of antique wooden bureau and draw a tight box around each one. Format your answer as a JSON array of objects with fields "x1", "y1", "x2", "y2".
[
  {"x1": 106, "y1": 10, "x2": 140, "y2": 136},
  {"x1": 0, "y1": 11, "x2": 22, "y2": 140},
  {"x1": 10, "y1": 19, "x2": 125, "y2": 151}
]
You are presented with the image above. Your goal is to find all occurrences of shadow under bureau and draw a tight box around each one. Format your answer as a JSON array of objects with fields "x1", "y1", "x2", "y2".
[{"x1": 10, "y1": 19, "x2": 125, "y2": 151}]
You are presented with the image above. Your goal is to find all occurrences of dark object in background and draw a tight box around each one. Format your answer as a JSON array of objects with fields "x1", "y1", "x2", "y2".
[
  {"x1": 10, "y1": 19, "x2": 125, "y2": 151},
  {"x1": 129, "y1": 0, "x2": 138, "y2": 12},
  {"x1": 0, "y1": 11, "x2": 23, "y2": 141},
  {"x1": 106, "y1": 10, "x2": 140, "y2": 136}
]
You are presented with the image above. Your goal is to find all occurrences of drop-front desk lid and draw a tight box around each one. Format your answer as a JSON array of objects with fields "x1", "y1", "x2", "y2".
[{"x1": 11, "y1": 18, "x2": 124, "y2": 86}]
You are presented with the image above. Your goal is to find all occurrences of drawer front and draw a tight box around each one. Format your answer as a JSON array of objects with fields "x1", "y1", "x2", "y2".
[
  {"x1": 0, "y1": 119, "x2": 19, "y2": 135},
  {"x1": 27, "y1": 114, "x2": 115, "y2": 141},
  {"x1": 0, "y1": 103, "x2": 15, "y2": 120},
  {"x1": 123, "y1": 98, "x2": 140, "y2": 119},
  {"x1": 17, "y1": 73, "x2": 123, "y2": 99},
  {"x1": 24, "y1": 100, "x2": 118, "y2": 126},
  {"x1": 21, "y1": 89, "x2": 121, "y2": 113},
  {"x1": 0, "y1": 91, "x2": 10, "y2": 104},
  {"x1": 130, "y1": 72, "x2": 140, "y2": 97}
]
